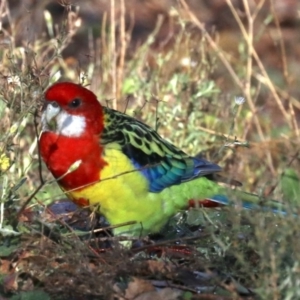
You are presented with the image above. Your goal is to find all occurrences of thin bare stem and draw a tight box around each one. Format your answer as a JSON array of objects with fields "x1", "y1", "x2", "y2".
[
  {"x1": 110, "y1": 0, "x2": 117, "y2": 109},
  {"x1": 179, "y1": 0, "x2": 243, "y2": 90},
  {"x1": 116, "y1": 0, "x2": 126, "y2": 101},
  {"x1": 182, "y1": 0, "x2": 277, "y2": 174}
]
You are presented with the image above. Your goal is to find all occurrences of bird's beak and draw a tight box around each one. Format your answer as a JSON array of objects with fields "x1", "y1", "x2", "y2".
[
  {"x1": 41, "y1": 101, "x2": 61, "y2": 131},
  {"x1": 44, "y1": 102, "x2": 61, "y2": 123}
]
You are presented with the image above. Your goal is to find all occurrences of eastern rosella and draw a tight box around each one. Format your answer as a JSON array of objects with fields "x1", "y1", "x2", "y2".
[{"x1": 39, "y1": 82, "x2": 282, "y2": 237}]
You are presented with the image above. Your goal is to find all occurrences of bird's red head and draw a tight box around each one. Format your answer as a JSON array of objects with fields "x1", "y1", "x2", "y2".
[
  {"x1": 41, "y1": 82, "x2": 107, "y2": 190},
  {"x1": 43, "y1": 82, "x2": 104, "y2": 137}
]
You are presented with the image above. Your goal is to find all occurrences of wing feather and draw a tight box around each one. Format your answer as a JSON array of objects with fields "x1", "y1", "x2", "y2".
[{"x1": 101, "y1": 107, "x2": 221, "y2": 192}]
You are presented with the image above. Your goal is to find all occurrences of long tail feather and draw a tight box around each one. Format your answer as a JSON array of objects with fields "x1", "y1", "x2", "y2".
[{"x1": 195, "y1": 190, "x2": 291, "y2": 215}]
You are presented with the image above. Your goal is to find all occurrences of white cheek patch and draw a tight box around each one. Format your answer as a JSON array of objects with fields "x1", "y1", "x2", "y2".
[{"x1": 56, "y1": 111, "x2": 86, "y2": 137}]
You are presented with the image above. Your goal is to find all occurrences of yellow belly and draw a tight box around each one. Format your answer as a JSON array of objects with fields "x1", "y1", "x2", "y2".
[
  {"x1": 69, "y1": 148, "x2": 168, "y2": 236},
  {"x1": 67, "y1": 147, "x2": 220, "y2": 236}
]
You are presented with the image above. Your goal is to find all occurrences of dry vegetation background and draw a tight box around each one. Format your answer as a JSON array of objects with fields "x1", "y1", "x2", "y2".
[{"x1": 0, "y1": 0, "x2": 300, "y2": 299}]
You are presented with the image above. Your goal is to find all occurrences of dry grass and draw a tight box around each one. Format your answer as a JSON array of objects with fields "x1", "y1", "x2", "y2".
[{"x1": 0, "y1": 0, "x2": 300, "y2": 299}]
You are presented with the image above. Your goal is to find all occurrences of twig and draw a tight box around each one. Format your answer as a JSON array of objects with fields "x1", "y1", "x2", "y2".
[{"x1": 16, "y1": 108, "x2": 45, "y2": 221}]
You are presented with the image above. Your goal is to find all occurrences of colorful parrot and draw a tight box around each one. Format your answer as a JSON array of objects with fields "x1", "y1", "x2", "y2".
[{"x1": 39, "y1": 82, "x2": 283, "y2": 237}]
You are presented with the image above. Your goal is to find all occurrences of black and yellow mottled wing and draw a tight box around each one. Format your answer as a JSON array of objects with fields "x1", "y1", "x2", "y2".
[{"x1": 101, "y1": 107, "x2": 221, "y2": 192}]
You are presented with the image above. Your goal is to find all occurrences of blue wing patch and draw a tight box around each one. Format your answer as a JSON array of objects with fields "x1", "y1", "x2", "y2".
[
  {"x1": 131, "y1": 155, "x2": 221, "y2": 193},
  {"x1": 100, "y1": 108, "x2": 222, "y2": 193}
]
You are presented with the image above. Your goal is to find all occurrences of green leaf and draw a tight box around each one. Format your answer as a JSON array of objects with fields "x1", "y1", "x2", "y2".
[
  {"x1": 280, "y1": 168, "x2": 300, "y2": 204},
  {"x1": 122, "y1": 77, "x2": 140, "y2": 94},
  {"x1": 0, "y1": 244, "x2": 18, "y2": 257},
  {"x1": 11, "y1": 290, "x2": 51, "y2": 300},
  {"x1": 0, "y1": 225, "x2": 21, "y2": 237}
]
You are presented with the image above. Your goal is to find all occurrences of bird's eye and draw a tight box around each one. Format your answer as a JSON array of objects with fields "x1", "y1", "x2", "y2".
[{"x1": 69, "y1": 98, "x2": 82, "y2": 108}]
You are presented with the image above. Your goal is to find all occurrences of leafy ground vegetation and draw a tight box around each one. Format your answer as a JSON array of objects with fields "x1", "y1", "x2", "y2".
[{"x1": 0, "y1": 0, "x2": 300, "y2": 299}]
